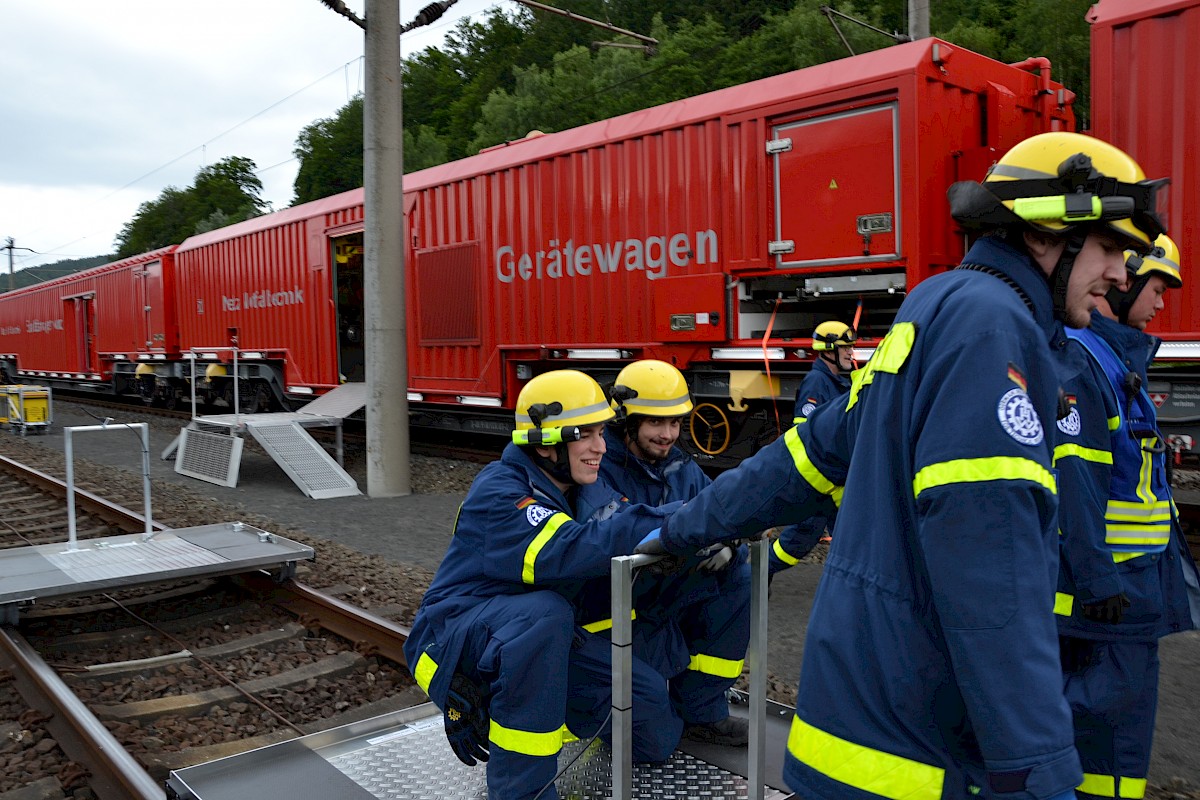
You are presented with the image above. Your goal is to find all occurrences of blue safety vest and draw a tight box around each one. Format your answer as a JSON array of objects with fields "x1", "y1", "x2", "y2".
[{"x1": 1066, "y1": 324, "x2": 1171, "y2": 555}]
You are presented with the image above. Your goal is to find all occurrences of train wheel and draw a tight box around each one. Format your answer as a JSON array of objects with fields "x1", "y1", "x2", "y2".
[{"x1": 689, "y1": 402, "x2": 732, "y2": 456}]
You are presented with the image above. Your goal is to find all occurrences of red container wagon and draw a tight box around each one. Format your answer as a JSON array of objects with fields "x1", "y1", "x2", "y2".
[
  {"x1": 172, "y1": 192, "x2": 366, "y2": 412},
  {"x1": 0, "y1": 247, "x2": 179, "y2": 402},
  {"x1": 1090, "y1": 0, "x2": 1200, "y2": 454},
  {"x1": 401, "y1": 37, "x2": 1072, "y2": 464},
  {"x1": 164, "y1": 38, "x2": 1071, "y2": 465}
]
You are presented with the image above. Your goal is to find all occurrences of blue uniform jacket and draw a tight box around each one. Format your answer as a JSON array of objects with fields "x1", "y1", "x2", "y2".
[
  {"x1": 1057, "y1": 313, "x2": 1200, "y2": 641},
  {"x1": 403, "y1": 443, "x2": 670, "y2": 710},
  {"x1": 792, "y1": 357, "x2": 850, "y2": 423},
  {"x1": 660, "y1": 235, "x2": 1081, "y2": 800}
]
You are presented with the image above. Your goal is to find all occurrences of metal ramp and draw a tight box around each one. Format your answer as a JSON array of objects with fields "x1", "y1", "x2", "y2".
[
  {"x1": 168, "y1": 383, "x2": 365, "y2": 499},
  {"x1": 168, "y1": 542, "x2": 795, "y2": 800},
  {"x1": 166, "y1": 700, "x2": 794, "y2": 800},
  {"x1": 0, "y1": 522, "x2": 314, "y2": 622}
]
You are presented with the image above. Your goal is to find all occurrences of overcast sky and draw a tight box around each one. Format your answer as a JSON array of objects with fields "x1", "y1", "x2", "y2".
[{"x1": 1, "y1": 0, "x2": 500, "y2": 274}]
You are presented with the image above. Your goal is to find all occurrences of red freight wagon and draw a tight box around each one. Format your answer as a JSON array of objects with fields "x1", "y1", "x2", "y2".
[
  {"x1": 158, "y1": 37, "x2": 1071, "y2": 464},
  {"x1": 1090, "y1": 0, "x2": 1200, "y2": 453},
  {"x1": 0, "y1": 247, "x2": 178, "y2": 401},
  {"x1": 172, "y1": 192, "x2": 366, "y2": 412},
  {"x1": 399, "y1": 37, "x2": 1072, "y2": 461}
]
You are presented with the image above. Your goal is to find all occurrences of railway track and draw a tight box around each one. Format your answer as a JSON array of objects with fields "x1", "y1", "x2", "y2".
[{"x1": 0, "y1": 453, "x2": 418, "y2": 800}]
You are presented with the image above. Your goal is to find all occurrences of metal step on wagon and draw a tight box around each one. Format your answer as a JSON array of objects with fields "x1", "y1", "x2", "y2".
[{"x1": 167, "y1": 544, "x2": 795, "y2": 799}]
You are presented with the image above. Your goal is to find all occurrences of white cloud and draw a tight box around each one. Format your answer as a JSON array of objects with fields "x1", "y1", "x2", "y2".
[{"x1": 1, "y1": 0, "x2": 500, "y2": 271}]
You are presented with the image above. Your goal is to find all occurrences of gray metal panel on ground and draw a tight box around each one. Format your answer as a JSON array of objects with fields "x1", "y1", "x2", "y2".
[
  {"x1": 175, "y1": 427, "x2": 243, "y2": 487},
  {"x1": 248, "y1": 422, "x2": 359, "y2": 499},
  {"x1": 167, "y1": 703, "x2": 794, "y2": 800},
  {"x1": 0, "y1": 523, "x2": 314, "y2": 605},
  {"x1": 296, "y1": 381, "x2": 367, "y2": 418}
]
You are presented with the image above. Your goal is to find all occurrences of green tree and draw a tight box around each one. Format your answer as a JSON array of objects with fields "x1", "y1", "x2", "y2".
[
  {"x1": 114, "y1": 157, "x2": 264, "y2": 257},
  {"x1": 293, "y1": 95, "x2": 365, "y2": 205}
]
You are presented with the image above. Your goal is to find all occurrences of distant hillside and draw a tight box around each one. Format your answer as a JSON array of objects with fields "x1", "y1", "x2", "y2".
[{"x1": 3, "y1": 254, "x2": 113, "y2": 293}]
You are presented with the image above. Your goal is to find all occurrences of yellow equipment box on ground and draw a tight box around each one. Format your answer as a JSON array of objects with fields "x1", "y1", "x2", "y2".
[{"x1": 1, "y1": 385, "x2": 52, "y2": 435}]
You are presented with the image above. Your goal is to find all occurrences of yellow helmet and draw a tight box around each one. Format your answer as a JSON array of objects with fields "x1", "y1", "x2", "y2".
[
  {"x1": 1106, "y1": 234, "x2": 1182, "y2": 325},
  {"x1": 610, "y1": 360, "x2": 693, "y2": 418},
  {"x1": 812, "y1": 321, "x2": 856, "y2": 351},
  {"x1": 513, "y1": 370, "x2": 615, "y2": 445},
  {"x1": 1125, "y1": 234, "x2": 1182, "y2": 289},
  {"x1": 950, "y1": 131, "x2": 1167, "y2": 254}
]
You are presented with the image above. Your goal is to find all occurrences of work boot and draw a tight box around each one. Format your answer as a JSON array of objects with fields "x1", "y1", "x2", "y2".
[{"x1": 683, "y1": 716, "x2": 749, "y2": 747}]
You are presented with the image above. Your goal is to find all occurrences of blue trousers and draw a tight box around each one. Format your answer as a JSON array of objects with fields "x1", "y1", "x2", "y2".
[{"x1": 1061, "y1": 636, "x2": 1160, "y2": 799}]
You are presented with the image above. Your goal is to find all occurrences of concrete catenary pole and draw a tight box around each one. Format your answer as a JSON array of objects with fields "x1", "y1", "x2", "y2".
[
  {"x1": 909, "y1": 0, "x2": 930, "y2": 40},
  {"x1": 5, "y1": 238, "x2": 14, "y2": 293},
  {"x1": 364, "y1": 0, "x2": 410, "y2": 496}
]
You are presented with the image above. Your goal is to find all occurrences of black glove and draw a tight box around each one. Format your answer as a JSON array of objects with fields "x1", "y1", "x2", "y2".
[
  {"x1": 1080, "y1": 593, "x2": 1131, "y2": 625},
  {"x1": 445, "y1": 673, "x2": 490, "y2": 766}
]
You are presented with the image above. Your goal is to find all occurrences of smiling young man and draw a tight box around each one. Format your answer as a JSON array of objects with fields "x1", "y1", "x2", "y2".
[
  {"x1": 403, "y1": 369, "x2": 684, "y2": 800},
  {"x1": 597, "y1": 359, "x2": 752, "y2": 747},
  {"x1": 1054, "y1": 235, "x2": 1200, "y2": 799}
]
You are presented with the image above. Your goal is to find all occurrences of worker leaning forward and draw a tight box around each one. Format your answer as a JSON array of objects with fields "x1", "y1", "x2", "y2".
[
  {"x1": 593, "y1": 359, "x2": 751, "y2": 746},
  {"x1": 769, "y1": 321, "x2": 857, "y2": 576},
  {"x1": 405, "y1": 369, "x2": 707, "y2": 800},
  {"x1": 1054, "y1": 235, "x2": 1200, "y2": 799},
  {"x1": 635, "y1": 131, "x2": 1167, "y2": 800}
]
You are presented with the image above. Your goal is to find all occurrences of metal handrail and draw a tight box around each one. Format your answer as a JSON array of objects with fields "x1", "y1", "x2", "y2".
[{"x1": 610, "y1": 540, "x2": 770, "y2": 799}]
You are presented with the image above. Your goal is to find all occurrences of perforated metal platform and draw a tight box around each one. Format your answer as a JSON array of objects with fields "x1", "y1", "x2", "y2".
[
  {"x1": 0, "y1": 522, "x2": 314, "y2": 609},
  {"x1": 167, "y1": 702, "x2": 795, "y2": 800},
  {"x1": 248, "y1": 422, "x2": 359, "y2": 499}
]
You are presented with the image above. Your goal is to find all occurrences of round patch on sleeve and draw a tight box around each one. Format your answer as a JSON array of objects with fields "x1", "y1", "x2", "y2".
[
  {"x1": 800, "y1": 402, "x2": 816, "y2": 417},
  {"x1": 526, "y1": 505, "x2": 554, "y2": 527},
  {"x1": 997, "y1": 388, "x2": 1044, "y2": 446},
  {"x1": 1056, "y1": 407, "x2": 1081, "y2": 437}
]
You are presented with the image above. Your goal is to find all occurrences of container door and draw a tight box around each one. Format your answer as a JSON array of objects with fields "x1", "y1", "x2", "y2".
[
  {"x1": 332, "y1": 233, "x2": 365, "y2": 382},
  {"x1": 67, "y1": 295, "x2": 96, "y2": 374},
  {"x1": 770, "y1": 103, "x2": 900, "y2": 269},
  {"x1": 140, "y1": 260, "x2": 166, "y2": 351}
]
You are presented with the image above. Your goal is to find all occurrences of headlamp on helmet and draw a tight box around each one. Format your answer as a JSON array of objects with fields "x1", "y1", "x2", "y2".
[{"x1": 512, "y1": 370, "x2": 615, "y2": 445}]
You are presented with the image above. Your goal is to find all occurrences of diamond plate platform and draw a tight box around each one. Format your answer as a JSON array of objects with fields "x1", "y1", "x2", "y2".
[
  {"x1": 0, "y1": 522, "x2": 314, "y2": 608},
  {"x1": 167, "y1": 703, "x2": 795, "y2": 800}
]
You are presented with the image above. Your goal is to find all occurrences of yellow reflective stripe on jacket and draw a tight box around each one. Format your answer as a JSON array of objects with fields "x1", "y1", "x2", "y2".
[
  {"x1": 560, "y1": 725, "x2": 579, "y2": 744},
  {"x1": 794, "y1": 416, "x2": 806, "y2": 425},
  {"x1": 783, "y1": 427, "x2": 843, "y2": 506},
  {"x1": 414, "y1": 651, "x2": 438, "y2": 695},
  {"x1": 581, "y1": 610, "x2": 636, "y2": 633},
  {"x1": 912, "y1": 456, "x2": 1056, "y2": 498},
  {"x1": 1052, "y1": 443, "x2": 1113, "y2": 466},
  {"x1": 1119, "y1": 777, "x2": 1147, "y2": 798},
  {"x1": 1113, "y1": 551, "x2": 1144, "y2": 563},
  {"x1": 489, "y1": 719, "x2": 563, "y2": 757},
  {"x1": 1107, "y1": 415, "x2": 1121, "y2": 432},
  {"x1": 688, "y1": 653, "x2": 745, "y2": 679},
  {"x1": 773, "y1": 537, "x2": 802, "y2": 566},
  {"x1": 1106, "y1": 499, "x2": 1171, "y2": 522},
  {"x1": 1054, "y1": 592, "x2": 1074, "y2": 617},
  {"x1": 845, "y1": 322, "x2": 916, "y2": 411},
  {"x1": 522, "y1": 512, "x2": 572, "y2": 584},
  {"x1": 787, "y1": 715, "x2": 944, "y2": 800},
  {"x1": 1104, "y1": 524, "x2": 1170, "y2": 547},
  {"x1": 1136, "y1": 438, "x2": 1156, "y2": 504}
]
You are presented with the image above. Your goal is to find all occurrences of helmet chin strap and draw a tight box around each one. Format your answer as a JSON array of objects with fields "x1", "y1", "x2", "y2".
[
  {"x1": 1105, "y1": 275, "x2": 1149, "y2": 326},
  {"x1": 533, "y1": 444, "x2": 575, "y2": 485},
  {"x1": 1047, "y1": 228, "x2": 1089, "y2": 322}
]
